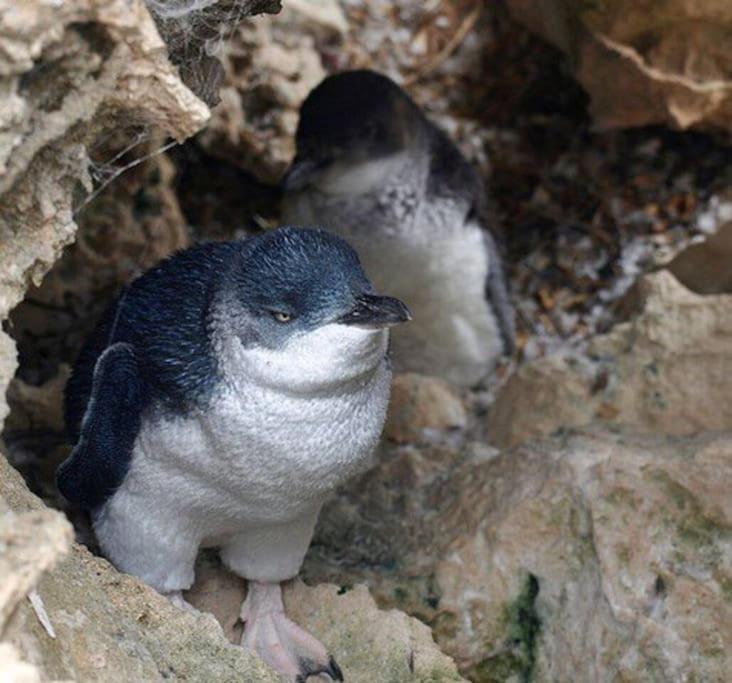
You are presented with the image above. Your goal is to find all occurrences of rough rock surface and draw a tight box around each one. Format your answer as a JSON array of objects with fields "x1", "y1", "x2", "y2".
[
  {"x1": 0, "y1": 483, "x2": 71, "y2": 683},
  {"x1": 487, "y1": 270, "x2": 732, "y2": 448},
  {"x1": 11, "y1": 152, "x2": 190, "y2": 385},
  {"x1": 187, "y1": 553, "x2": 466, "y2": 682},
  {"x1": 668, "y1": 219, "x2": 732, "y2": 294},
  {"x1": 304, "y1": 428, "x2": 731, "y2": 682},
  {"x1": 506, "y1": 0, "x2": 732, "y2": 134},
  {"x1": 385, "y1": 373, "x2": 468, "y2": 445}
]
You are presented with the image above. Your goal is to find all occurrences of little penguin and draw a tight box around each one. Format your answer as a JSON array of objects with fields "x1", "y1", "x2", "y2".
[
  {"x1": 282, "y1": 69, "x2": 515, "y2": 387},
  {"x1": 57, "y1": 227, "x2": 410, "y2": 682}
]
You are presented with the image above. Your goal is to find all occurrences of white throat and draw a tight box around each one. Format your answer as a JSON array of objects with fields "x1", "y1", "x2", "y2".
[{"x1": 220, "y1": 323, "x2": 389, "y2": 394}]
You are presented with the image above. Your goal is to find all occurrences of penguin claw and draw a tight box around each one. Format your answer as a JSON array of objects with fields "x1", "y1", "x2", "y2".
[
  {"x1": 296, "y1": 655, "x2": 344, "y2": 682},
  {"x1": 240, "y1": 582, "x2": 343, "y2": 682}
]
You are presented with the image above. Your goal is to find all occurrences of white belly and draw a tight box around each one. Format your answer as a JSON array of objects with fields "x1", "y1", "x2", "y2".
[
  {"x1": 92, "y1": 327, "x2": 392, "y2": 590},
  {"x1": 120, "y1": 361, "x2": 390, "y2": 535}
]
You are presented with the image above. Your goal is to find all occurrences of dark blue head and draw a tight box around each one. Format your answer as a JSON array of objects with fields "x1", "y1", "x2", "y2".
[
  {"x1": 220, "y1": 227, "x2": 410, "y2": 349},
  {"x1": 284, "y1": 70, "x2": 425, "y2": 192}
]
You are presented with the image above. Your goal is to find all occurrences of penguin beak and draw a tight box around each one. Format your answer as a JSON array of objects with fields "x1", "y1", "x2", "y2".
[
  {"x1": 282, "y1": 157, "x2": 326, "y2": 191},
  {"x1": 338, "y1": 294, "x2": 411, "y2": 329}
]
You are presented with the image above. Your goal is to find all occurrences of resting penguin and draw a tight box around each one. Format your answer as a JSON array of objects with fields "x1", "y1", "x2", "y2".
[
  {"x1": 58, "y1": 227, "x2": 410, "y2": 681},
  {"x1": 283, "y1": 69, "x2": 515, "y2": 387}
]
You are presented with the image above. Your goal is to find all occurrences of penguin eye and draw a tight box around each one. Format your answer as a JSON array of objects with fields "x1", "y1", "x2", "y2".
[{"x1": 271, "y1": 311, "x2": 292, "y2": 323}]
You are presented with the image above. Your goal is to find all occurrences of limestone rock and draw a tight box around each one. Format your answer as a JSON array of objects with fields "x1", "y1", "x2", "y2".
[
  {"x1": 385, "y1": 373, "x2": 467, "y2": 444},
  {"x1": 185, "y1": 552, "x2": 466, "y2": 682},
  {"x1": 0, "y1": 643, "x2": 42, "y2": 683},
  {"x1": 0, "y1": 333, "x2": 15, "y2": 428},
  {"x1": 9, "y1": 152, "x2": 190, "y2": 389},
  {"x1": 5, "y1": 368, "x2": 70, "y2": 437},
  {"x1": 487, "y1": 270, "x2": 732, "y2": 448},
  {"x1": 505, "y1": 0, "x2": 732, "y2": 134},
  {"x1": 0, "y1": 451, "x2": 72, "y2": 683},
  {"x1": 0, "y1": 507, "x2": 72, "y2": 627},
  {"x1": 285, "y1": 583, "x2": 466, "y2": 683},
  {"x1": 304, "y1": 429, "x2": 731, "y2": 682}
]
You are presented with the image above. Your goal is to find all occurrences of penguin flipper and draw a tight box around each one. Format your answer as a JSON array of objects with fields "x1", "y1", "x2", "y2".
[
  {"x1": 57, "y1": 342, "x2": 148, "y2": 510},
  {"x1": 482, "y1": 230, "x2": 516, "y2": 355}
]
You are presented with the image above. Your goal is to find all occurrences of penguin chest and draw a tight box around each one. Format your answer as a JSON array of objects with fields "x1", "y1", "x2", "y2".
[
  {"x1": 133, "y1": 362, "x2": 391, "y2": 525},
  {"x1": 207, "y1": 377, "x2": 388, "y2": 493}
]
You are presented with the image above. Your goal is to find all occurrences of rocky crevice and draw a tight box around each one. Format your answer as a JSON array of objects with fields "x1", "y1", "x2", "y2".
[{"x1": 1, "y1": 1, "x2": 731, "y2": 682}]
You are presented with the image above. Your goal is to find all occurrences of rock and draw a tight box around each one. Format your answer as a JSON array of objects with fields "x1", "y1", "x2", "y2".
[
  {"x1": 668, "y1": 220, "x2": 732, "y2": 295},
  {"x1": 0, "y1": 643, "x2": 42, "y2": 683},
  {"x1": 505, "y1": 0, "x2": 732, "y2": 134},
  {"x1": 0, "y1": 453, "x2": 279, "y2": 682},
  {"x1": 9, "y1": 152, "x2": 190, "y2": 388},
  {"x1": 185, "y1": 552, "x2": 467, "y2": 682},
  {"x1": 0, "y1": 334, "x2": 15, "y2": 428},
  {"x1": 285, "y1": 583, "x2": 466, "y2": 683},
  {"x1": 385, "y1": 373, "x2": 467, "y2": 444},
  {"x1": 304, "y1": 428, "x2": 731, "y2": 681},
  {"x1": 284, "y1": 0, "x2": 348, "y2": 36},
  {"x1": 0, "y1": 507, "x2": 72, "y2": 627},
  {"x1": 487, "y1": 271, "x2": 732, "y2": 448},
  {"x1": 5, "y1": 368, "x2": 70, "y2": 436},
  {"x1": 0, "y1": 452, "x2": 72, "y2": 683}
]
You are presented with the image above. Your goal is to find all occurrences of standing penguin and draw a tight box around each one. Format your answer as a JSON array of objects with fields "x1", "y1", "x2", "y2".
[
  {"x1": 282, "y1": 70, "x2": 515, "y2": 387},
  {"x1": 57, "y1": 227, "x2": 410, "y2": 682}
]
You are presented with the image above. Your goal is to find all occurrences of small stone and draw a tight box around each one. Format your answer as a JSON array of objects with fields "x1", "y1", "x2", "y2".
[{"x1": 385, "y1": 373, "x2": 467, "y2": 444}]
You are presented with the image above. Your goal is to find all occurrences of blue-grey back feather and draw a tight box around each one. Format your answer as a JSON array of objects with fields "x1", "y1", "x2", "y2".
[
  {"x1": 57, "y1": 343, "x2": 148, "y2": 509},
  {"x1": 427, "y1": 124, "x2": 516, "y2": 353},
  {"x1": 61, "y1": 241, "x2": 239, "y2": 509}
]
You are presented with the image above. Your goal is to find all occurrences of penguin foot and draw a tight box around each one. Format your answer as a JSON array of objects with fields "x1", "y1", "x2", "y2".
[
  {"x1": 240, "y1": 581, "x2": 343, "y2": 682},
  {"x1": 165, "y1": 590, "x2": 201, "y2": 615}
]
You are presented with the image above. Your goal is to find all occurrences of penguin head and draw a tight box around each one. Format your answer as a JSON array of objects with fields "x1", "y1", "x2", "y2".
[
  {"x1": 284, "y1": 70, "x2": 425, "y2": 195},
  {"x1": 218, "y1": 228, "x2": 410, "y2": 379}
]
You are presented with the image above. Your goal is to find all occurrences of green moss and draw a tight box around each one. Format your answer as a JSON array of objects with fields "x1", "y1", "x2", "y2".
[
  {"x1": 617, "y1": 545, "x2": 631, "y2": 565},
  {"x1": 719, "y1": 576, "x2": 732, "y2": 603},
  {"x1": 603, "y1": 486, "x2": 640, "y2": 510},
  {"x1": 648, "y1": 469, "x2": 731, "y2": 568},
  {"x1": 472, "y1": 651, "x2": 523, "y2": 682},
  {"x1": 678, "y1": 513, "x2": 724, "y2": 547},
  {"x1": 471, "y1": 575, "x2": 541, "y2": 683}
]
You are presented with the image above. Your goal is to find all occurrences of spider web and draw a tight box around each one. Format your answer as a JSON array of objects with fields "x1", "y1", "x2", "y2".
[{"x1": 77, "y1": 0, "x2": 269, "y2": 214}]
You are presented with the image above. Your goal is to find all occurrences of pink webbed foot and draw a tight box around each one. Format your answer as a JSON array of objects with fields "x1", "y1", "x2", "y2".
[{"x1": 240, "y1": 581, "x2": 343, "y2": 682}]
